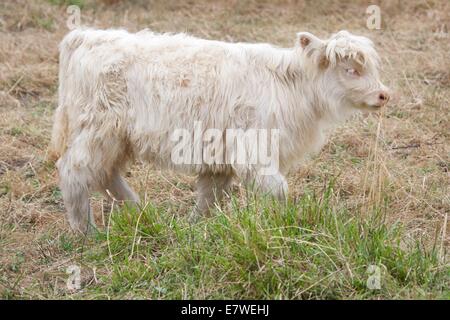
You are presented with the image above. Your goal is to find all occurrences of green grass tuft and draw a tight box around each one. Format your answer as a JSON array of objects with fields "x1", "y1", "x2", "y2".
[
  {"x1": 47, "y1": 0, "x2": 85, "y2": 9},
  {"x1": 82, "y1": 183, "x2": 448, "y2": 299}
]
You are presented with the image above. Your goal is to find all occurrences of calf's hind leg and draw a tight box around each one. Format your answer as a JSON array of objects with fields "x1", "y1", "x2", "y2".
[
  {"x1": 57, "y1": 147, "x2": 96, "y2": 234},
  {"x1": 102, "y1": 171, "x2": 140, "y2": 205},
  {"x1": 57, "y1": 133, "x2": 127, "y2": 234}
]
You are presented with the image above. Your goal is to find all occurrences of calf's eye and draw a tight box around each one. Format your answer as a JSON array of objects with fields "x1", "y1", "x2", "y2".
[{"x1": 346, "y1": 68, "x2": 360, "y2": 76}]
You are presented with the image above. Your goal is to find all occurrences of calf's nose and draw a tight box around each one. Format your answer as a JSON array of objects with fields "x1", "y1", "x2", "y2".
[{"x1": 378, "y1": 91, "x2": 390, "y2": 106}]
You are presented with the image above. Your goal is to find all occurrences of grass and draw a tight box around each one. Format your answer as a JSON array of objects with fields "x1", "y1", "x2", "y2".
[
  {"x1": 57, "y1": 183, "x2": 447, "y2": 299},
  {"x1": 48, "y1": 0, "x2": 85, "y2": 9},
  {"x1": 0, "y1": 0, "x2": 449, "y2": 299}
]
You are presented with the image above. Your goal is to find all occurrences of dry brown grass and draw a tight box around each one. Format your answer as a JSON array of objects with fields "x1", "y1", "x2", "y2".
[{"x1": 0, "y1": 0, "x2": 448, "y2": 298}]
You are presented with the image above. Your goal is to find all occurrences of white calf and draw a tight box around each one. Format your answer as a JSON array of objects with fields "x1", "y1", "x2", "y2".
[{"x1": 51, "y1": 29, "x2": 390, "y2": 233}]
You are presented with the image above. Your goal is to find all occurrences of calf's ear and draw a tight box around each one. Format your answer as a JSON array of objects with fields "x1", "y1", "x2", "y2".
[
  {"x1": 296, "y1": 32, "x2": 328, "y2": 68},
  {"x1": 296, "y1": 32, "x2": 323, "y2": 50}
]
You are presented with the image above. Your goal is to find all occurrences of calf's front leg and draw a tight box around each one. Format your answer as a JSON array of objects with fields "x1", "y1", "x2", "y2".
[
  {"x1": 195, "y1": 172, "x2": 233, "y2": 215},
  {"x1": 237, "y1": 166, "x2": 288, "y2": 202}
]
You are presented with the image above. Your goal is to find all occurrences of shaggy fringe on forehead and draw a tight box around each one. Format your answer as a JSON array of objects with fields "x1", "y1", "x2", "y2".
[{"x1": 325, "y1": 30, "x2": 380, "y2": 68}]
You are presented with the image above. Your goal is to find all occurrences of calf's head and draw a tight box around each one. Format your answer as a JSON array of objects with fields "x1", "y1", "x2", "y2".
[{"x1": 297, "y1": 30, "x2": 391, "y2": 111}]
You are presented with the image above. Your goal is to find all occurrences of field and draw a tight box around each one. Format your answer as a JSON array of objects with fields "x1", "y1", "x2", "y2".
[{"x1": 0, "y1": 0, "x2": 449, "y2": 299}]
